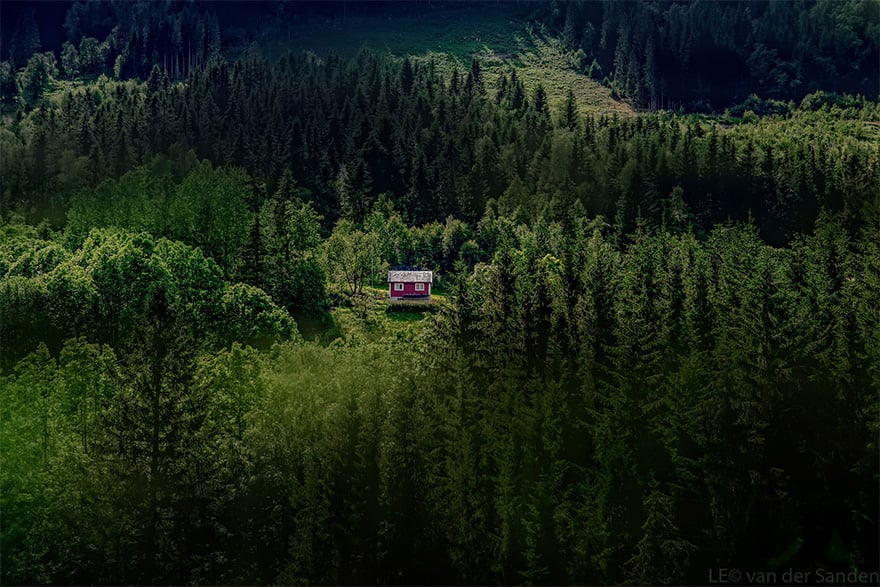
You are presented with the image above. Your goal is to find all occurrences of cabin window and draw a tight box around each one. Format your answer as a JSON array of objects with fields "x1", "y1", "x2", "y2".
[
  {"x1": 415, "y1": 283, "x2": 425, "y2": 291},
  {"x1": 394, "y1": 283, "x2": 404, "y2": 291}
]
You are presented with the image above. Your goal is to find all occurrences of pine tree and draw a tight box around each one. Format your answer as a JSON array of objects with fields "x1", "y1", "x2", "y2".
[{"x1": 560, "y1": 88, "x2": 579, "y2": 131}]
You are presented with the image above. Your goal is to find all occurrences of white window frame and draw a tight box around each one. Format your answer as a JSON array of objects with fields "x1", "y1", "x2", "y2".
[
  {"x1": 415, "y1": 283, "x2": 425, "y2": 291},
  {"x1": 394, "y1": 283, "x2": 404, "y2": 291}
]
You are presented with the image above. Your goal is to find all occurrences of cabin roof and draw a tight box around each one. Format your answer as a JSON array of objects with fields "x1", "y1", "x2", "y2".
[{"x1": 388, "y1": 270, "x2": 433, "y2": 283}]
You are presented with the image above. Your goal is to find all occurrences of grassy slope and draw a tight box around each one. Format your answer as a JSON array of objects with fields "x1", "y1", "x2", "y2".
[
  {"x1": 306, "y1": 285, "x2": 447, "y2": 346},
  {"x1": 233, "y1": 3, "x2": 633, "y2": 116}
]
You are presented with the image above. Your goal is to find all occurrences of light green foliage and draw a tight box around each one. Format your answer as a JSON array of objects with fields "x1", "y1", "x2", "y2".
[
  {"x1": 1, "y1": 222, "x2": 64, "y2": 277},
  {"x1": 250, "y1": 342, "x2": 428, "y2": 584},
  {"x1": 441, "y1": 216, "x2": 473, "y2": 272},
  {"x1": 57, "y1": 337, "x2": 118, "y2": 453},
  {"x1": 1, "y1": 227, "x2": 297, "y2": 368},
  {"x1": 66, "y1": 169, "x2": 163, "y2": 244},
  {"x1": 6, "y1": 242, "x2": 69, "y2": 277},
  {"x1": 0, "y1": 345, "x2": 65, "y2": 583},
  {"x1": 286, "y1": 202, "x2": 323, "y2": 253},
  {"x1": 15, "y1": 52, "x2": 58, "y2": 110},
  {"x1": 221, "y1": 283, "x2": 299, "y2": 346},
  {"x1": 2, "y1": 322, "x2": 286, "y2": 584},
  {"x1": 197, "y1": 343, "x2": 266, "y2": 441},
  {"x1": 364, "y1": 195, "x2": 413, "y2": 267},
  {"x1": 324, "y1": 220, "x2": 380, "y2": 297},
  {"x1": 410, "y1": 221, "x2": 445, "y2": 270},
  {"x1": 0, "y1": 339, "x2": 119, "y2": 584},
  {"x1": 171, "y1": 162, "x2": 253, "y2": 278},
  {"x1": 76, "y1": 37, "x2": 106, "y2": 76},
  {"x1": 67, "y1": 155, "x2": 253, "y2": 278},
  {"x1": 255, "y1": 193, "x2": 326, "y2": 314},
  {"x1": 65, "y1": 150, "x2": 198, "y2": 244},
  {"x1": 60, "y1": 42, "x2": 79, "y2": 77},
  {"x1": 0, "y1": 275, "x2": 52, "y2": 362}
]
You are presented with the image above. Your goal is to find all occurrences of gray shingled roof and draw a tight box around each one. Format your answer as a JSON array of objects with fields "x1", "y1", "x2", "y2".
[{"x1": 388, "y1": 270, "x2": 433, "y2": 283}]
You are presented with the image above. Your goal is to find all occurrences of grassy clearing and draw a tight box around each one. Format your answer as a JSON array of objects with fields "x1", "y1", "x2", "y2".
[
  {"x1": 242, "y1": 3, "x2": 632, "y2": 117},
  {"x1": 314, "y1": 284, "x2": 447, "y2": 346},
  {"x1": 478, "y1": 31, "x2": 633, "y2": 116},
  {"x1": 41, "y1": 77, "x2": 147, "y2": 110},
  {"x1": 32, "y1": 6, "x2": 630, "y2": 120}
]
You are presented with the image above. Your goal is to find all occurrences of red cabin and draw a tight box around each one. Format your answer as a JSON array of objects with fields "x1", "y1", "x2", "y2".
[{"x1": 388, "y1": 269, "x2": 432, "y2": 301}]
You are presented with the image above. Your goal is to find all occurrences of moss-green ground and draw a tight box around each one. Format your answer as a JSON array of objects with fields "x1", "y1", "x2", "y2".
[{"x1": 297, "y1": 285, "x2": 448, "y2": 346}]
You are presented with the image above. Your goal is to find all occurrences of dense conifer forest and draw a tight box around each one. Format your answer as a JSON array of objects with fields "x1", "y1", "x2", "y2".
[{"x1": 1, "y1": 1, "x2": 878, "y2": 585}]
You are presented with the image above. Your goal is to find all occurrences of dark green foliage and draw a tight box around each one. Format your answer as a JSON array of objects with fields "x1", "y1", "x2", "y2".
[
  {"x1": 0, "y1": 5, "x2": 877, "y2": 585},
  {"x1": 7, "y1": 9, "x2": 41, "y2": 67},
  {"x1": 4, "y1": 49, "x2": 877, "y2": 248},
  {"x1": 407, "y1": 215, "x2": 878, "y2": 584},
  {"x1": 3, "y1": 209, "x2": 878, "y2": 585},
  {"x1": 546, "y1": 0, "x2": 879, "y2": 110},
  {"x1": 55, "y1": 1, "x2": 220, "y2": 80}
]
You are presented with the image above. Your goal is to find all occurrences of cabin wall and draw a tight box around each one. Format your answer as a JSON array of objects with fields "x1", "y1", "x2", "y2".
[{"x1": 388, "y1": 282, "x2": 431, "y2": 298}]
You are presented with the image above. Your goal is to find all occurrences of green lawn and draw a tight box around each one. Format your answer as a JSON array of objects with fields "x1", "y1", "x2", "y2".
[{"x1": 312, "y1": 284, "x2": 447, "y2": 346}]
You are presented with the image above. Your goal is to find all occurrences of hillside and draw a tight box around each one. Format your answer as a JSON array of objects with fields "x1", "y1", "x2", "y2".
[
  {"x1": 1, "y1": 2, "x2": 878, "y2": 586},
  {"x1": 230, "y1": 1, "x2": 633, "y2": 115}
]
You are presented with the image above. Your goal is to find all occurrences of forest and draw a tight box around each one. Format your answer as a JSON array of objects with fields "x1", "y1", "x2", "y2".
[{"x1": 1, "y1": 1, "x2": 878, "y2": 585}]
